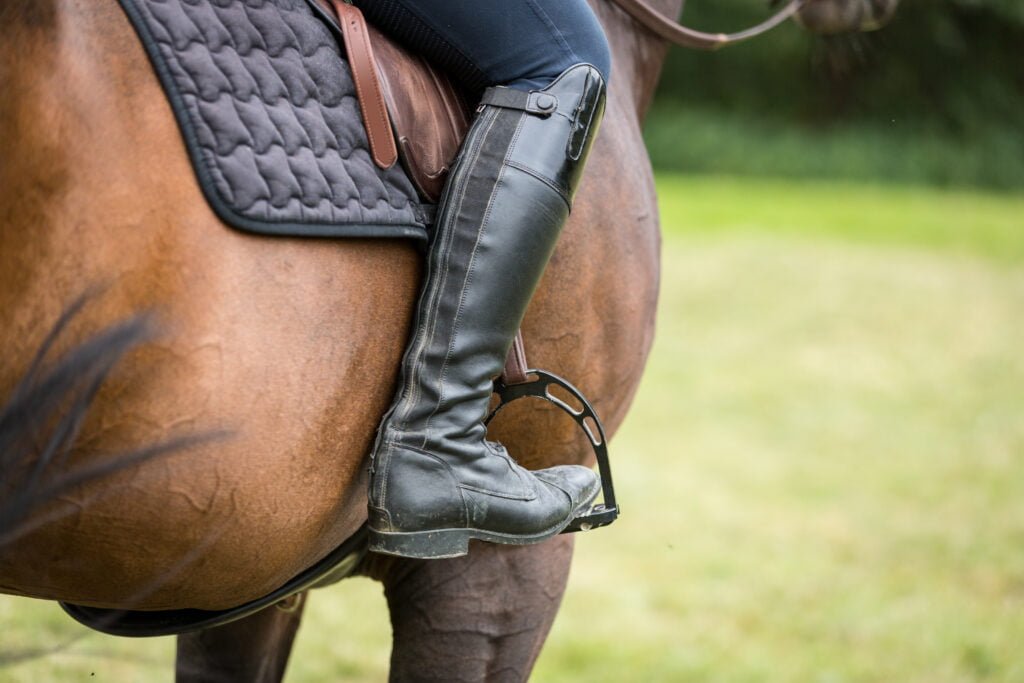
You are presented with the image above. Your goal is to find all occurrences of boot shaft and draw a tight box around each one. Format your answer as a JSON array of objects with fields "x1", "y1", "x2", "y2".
[{"x1": 383, "y1": 63, "x2": 607, "y2": 453}]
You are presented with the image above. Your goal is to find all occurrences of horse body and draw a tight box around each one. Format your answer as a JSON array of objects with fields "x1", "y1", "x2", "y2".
[{"x1": 0, "y1": 0, "x2": 672, "y2": 611}]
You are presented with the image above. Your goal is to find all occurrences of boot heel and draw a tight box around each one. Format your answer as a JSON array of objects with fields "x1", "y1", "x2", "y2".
[{"x1": 368, "y1": 528, "x2": 472, "y2": 559}]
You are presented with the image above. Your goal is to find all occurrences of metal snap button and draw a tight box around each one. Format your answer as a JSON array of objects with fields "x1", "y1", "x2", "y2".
[{"x1": 535, "y1": 94, "x2": 557, "y2": 112}]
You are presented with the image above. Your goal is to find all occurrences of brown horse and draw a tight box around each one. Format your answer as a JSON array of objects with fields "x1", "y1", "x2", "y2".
[{"x1": 0, "y1": 0, "x2": 895, "y2": 680}]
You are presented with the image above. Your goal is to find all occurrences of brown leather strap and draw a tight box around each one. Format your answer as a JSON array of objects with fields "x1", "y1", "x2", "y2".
[
  {"x1": 332, "y1": 0, "x2": 399, "y2": 169},
  {"x1": 609, "y1": 0, "x2": 803, "y2": 50},
  {"x1": 501, "y1": 331, "x2": 531, "y2": 386}
]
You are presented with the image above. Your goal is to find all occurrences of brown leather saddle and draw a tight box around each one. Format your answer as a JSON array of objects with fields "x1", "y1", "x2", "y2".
[{"x1": 312, "y1": 0, "x2": 470, "y2": 202}]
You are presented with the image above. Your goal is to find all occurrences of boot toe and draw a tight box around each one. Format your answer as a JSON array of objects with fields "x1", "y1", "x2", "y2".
[{"x1": 534, "y1": 465, "x2": 601, "y2": 513}]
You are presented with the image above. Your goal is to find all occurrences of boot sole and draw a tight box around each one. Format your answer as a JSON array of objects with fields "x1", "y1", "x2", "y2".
[{"x1": 368, "y1": 484, "x2": 601, "y2": 559}]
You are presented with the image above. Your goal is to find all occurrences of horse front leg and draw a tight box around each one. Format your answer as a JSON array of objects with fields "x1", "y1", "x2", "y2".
[
  {"x1": 365, "y1": 536, "x2": 575, "y2": 683},
  {"x1": 174, "y1": 593, "x2": 307, "y2": 683}
]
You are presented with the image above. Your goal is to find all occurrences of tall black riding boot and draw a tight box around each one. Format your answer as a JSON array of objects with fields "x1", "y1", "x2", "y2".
[{"x1": 368, "y1": 64, "x2": 607, "y2": 559}]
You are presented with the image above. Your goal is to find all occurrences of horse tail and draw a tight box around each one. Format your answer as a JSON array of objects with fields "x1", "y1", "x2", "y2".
[{"x1": 0, "y1": 292, "x2": 216, "y2": 546}]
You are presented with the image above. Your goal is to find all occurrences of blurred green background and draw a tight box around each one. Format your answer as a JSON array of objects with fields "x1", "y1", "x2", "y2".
[
  {"x1": 646, "y1": 0, "x2": 1024, "y2": 190},
  {"x1": 3, "y1": 0, "x2": 1023, "y2": 680}
]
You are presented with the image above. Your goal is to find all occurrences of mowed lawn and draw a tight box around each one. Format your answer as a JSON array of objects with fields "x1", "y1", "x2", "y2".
[{"x1": 3, "y1": 175, "x2": 1023, "y2": 682}]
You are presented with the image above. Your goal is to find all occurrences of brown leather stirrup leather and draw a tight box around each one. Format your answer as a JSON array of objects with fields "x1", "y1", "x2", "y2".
[
  {"x1": 331, "y1": 0, "x2": 398, "y2": 169},
  {"x1": 322, "y1": 0, "x2": 471, "y2": 200},
  {"x1": 501, "y1": 332, "x2": 531, "y2": 386}
]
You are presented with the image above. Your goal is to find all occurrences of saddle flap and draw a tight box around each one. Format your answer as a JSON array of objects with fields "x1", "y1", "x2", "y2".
[{"x1": 366, "y1": 23, "x2": 473, "y2": 203}]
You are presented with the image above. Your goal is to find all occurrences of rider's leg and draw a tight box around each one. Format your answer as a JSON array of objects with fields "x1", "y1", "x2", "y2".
[
  {"x1": 353, "y1": 0, "x2": 611, "y2": 92},
  {"x1": 352, "y1": 0, "x2": 612, "y2": 559}
]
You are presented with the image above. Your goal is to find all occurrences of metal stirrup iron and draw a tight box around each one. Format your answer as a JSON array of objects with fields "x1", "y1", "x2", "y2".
[{"x1": 490, "y1": 333, "x2": 620, "y2": 533}]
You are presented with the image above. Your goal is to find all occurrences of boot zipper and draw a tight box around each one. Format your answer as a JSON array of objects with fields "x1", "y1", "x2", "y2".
[{"x1": 393, "y1": 106, "x2": 501, "y2": 431}]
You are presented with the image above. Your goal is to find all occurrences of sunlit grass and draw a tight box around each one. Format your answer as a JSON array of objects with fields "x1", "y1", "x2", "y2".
[
  {"x1": 3, "y1": 175, "x2": 1023, "y2": 682},
  {"x1": 657, "y1": 174, "x2": 1024, "y2": 262},
  {"x1": 538, "y1": 235, "x2": 1024, "y2": 682}
]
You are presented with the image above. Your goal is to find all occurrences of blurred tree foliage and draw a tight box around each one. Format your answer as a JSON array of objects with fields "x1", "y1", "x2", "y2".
[
  {"x1": 647, "y1": 0, "x2": 1024, "y2": 187},
  {"x1": 969, "y1": 0, "x2": 1024, "y2": 24},
  {"x1": 656, "y1": 0, "x2": 1023, "y2": 131}
]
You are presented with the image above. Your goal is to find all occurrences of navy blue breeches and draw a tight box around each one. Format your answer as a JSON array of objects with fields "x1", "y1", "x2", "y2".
[{"x1": 352, "y1": 0, "x2": 611, "y2": 92}]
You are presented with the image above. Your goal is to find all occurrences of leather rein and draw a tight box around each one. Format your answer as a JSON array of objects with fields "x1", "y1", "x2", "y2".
[{"x1": 608, "y1": 0, "x2": 805, "y2": 50}]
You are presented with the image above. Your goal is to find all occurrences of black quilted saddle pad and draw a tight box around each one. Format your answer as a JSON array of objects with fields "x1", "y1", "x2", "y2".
[{"x1": 117, "y1": 0, "x2": 430, "y2": 241}]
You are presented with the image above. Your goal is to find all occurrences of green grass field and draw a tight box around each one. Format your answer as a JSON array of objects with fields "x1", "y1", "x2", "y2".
[{"x1": 3, "y1": 174, "x2": 1023, "y2": 682}]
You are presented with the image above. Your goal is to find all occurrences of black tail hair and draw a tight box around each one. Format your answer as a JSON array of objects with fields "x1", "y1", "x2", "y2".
[{"x1": 0, "y1": 292, "x2": 218, "y2": 546}]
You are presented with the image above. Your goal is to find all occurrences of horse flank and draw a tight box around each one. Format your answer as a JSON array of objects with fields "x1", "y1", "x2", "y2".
[{"x1": 0, "y1": 294, "x2": 219, "y2": 548}]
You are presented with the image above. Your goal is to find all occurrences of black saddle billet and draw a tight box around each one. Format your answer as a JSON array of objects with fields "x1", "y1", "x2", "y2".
[{"x1": 117, "y1": 0, "x2": 430, "y2": 240}]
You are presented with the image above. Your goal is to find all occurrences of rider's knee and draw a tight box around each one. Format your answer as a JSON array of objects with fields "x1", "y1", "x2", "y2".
[
  {"x1": 570, "y1": 21, "x2": 612, "y2": 87},
  {"x1": 509, "y1": 2, "x2": 612, "y2": 91}
]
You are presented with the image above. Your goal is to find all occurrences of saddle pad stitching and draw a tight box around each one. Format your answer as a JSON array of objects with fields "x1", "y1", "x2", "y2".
[
  {"x1": 117, "y1": 0, "x2": 429, "y2": 240},
  {"x1": 173, "y1": 11, "x2": 371, "y2": 210}
]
